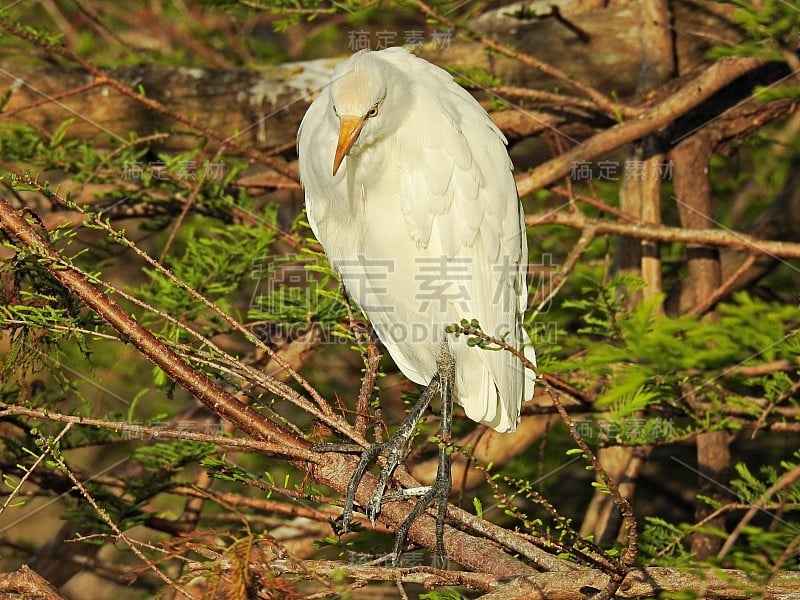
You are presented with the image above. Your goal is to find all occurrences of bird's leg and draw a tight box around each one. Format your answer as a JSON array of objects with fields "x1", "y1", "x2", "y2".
[
  {"x1": 338, "y1": 375, "x2": 441, "y2": 533},
  {"x1": 328, "y1": 347, "x2": 455, "y2": 566},
  {"x1": 390, "y1": 348, "x2": 454, "y2": 567}
]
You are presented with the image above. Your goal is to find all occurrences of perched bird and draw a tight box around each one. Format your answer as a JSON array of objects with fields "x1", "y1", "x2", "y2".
[{"x1": 298, "y1": 47, "x2": 535, "y2": 562}]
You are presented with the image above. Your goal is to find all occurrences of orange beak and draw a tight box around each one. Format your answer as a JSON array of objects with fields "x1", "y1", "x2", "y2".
[{"x1": 333, "y1": 115, "x2": 366, "y2": 175}]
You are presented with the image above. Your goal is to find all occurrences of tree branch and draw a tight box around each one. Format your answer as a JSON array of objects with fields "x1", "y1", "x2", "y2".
[
  {"x1": 516, "y1": 57, "x2": 770, "y2": 196},
  {"x1": 526, "y1": 210, "x2": 800, "y2": 259}
]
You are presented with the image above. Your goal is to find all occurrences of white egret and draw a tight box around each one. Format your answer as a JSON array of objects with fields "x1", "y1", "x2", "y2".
[{"x1": 297, "y1": 47, "x2": 535, "y2": 562}]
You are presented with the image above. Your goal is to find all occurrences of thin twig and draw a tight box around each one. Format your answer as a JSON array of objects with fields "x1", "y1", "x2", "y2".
[
  {"x1": 0, "y1": 422, "x2": 73, "y2": 517},
  {"x1": 36, "y1": 427, "x2": 195, "y2": 599},
  {"x1": 451, "y1": 324, "x2": 638, "y2": 593},
  {"x1": 159, "y1": 147, "x2": 225, "y2": 262},
  {"x1": 550, "y1": 186, "x2": 641, "y2": 223},
  {"x1": 530, "y1": 222, "x2": 597, "y2": 319},
  {"x1": 718, "y1": 464, "x2": 800, "y2": 558},
  {"x1": 689, "y1": 253, "x2": 757, "y2": 316},
  {"x1": 0, "y1": 403, "x2": 315, "y2": 461},
  {"x1": 1, "y1": 79, "x2": 105, "y2": 117}
]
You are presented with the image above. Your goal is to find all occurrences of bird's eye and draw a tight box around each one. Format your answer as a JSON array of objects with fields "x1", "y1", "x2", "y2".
[{"x1": 366, "y1": 104, "x2": 379, "y2": 118}]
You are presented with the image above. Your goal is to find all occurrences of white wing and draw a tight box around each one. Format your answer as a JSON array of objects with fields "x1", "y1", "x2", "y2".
[
  {"x1": 382, "y1": 49, "x2": 534, "y2": 432},
  {"x1": 298, "y1": 85, "x2": 336, "y2": 242}
]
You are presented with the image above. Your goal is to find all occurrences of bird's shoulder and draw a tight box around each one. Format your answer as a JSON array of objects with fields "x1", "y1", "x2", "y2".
[{"x1": 385, "y1": 61, "x2": 515, "y2": 260}]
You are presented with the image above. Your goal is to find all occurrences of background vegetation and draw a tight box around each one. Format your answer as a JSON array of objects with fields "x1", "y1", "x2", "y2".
[{"x1": 0, "y1": 1, "x2": 798, "y2": 598}]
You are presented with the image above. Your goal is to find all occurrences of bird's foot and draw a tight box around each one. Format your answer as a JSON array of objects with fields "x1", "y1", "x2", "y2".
[
  {"x1": 389, "y1": 461, "x2": 451, "y2": 567},
  {"x1": 311, "y1": 373, "x2": 448, "y2": 566},
  {"x1": 339, "y1": 430, "x2": 414, "y2": 532},
  {"x1": 332, "y1": 379, "x2": 442, "y2": 540},
  {"x1": 310, "y1": 439, "x2": 401, "y2": 532}
]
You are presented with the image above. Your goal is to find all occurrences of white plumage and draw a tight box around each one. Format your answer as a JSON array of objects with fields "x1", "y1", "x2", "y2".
[{"x1": 298, "y1": 47, "x2": 534, "y2": 433}]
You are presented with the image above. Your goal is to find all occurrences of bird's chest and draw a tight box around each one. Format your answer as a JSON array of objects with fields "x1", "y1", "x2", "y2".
[
  {"x1": 322, "y1": 160, "x2": 432, "y2": 307},
  {"x1": 326, "y1": 152, "x2": 409, "y2": 255}
]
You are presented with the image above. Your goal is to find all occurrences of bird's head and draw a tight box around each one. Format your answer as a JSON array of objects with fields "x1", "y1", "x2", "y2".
[{"x1": 329, "y1": 51, "x2": 400, "y2": 175}]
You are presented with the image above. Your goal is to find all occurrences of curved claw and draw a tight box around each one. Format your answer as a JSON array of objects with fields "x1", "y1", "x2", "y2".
[{"x1": 367, "y1": 495, "x2": 382, "y2": 527}]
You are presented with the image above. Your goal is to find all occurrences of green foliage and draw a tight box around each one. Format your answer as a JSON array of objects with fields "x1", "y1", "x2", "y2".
[
  {"x1": 134, "y1": 440, "x2": 217, "y2": 474},
  {"x1": 60, "y1": 441, "x2": 218, "y2": 537},
  {"x1": 139, "y1": 220, "x2": 275, "y2": 336},
  {"x1": 638, "y1": 517, "x2": 697, "y2": 566},
  {"x1": 0, "y1": 111, "x2": 298, "y2": 573},
  {"x1": 1, "y1": 1, "x2": 799, "y2": 594},
  {"x1": 247, "y1": 244, "x2": 351, "y2": 343},
  {"x1": 552, "y1": 280, "x2": 799, "y2": 443},
  {"x1": 198, "y1": 0, "x2": 380, "y2": 33},
  {"x1": 472, "y1": 496, "x2": 483, "y2": 519},
  {"x1": 496, "y1": 474, "x2": 588, "y2": 556},
  {"x1": 419, "y1": 591, "x2": 470, "y2": 600},
  {"x1": 0, "y1": 122, "x2": 147, "y2": 180},
  {"x1": 639, "y1": 452, "x2": 800, "y2": 570},
  {"x1": 0, "y1": 229, "x2": 102, "y2": 392},
  {"x1": 202, "y1": 455, "x2": 262, "y2": 485},
  {"x1": 707, "y1": 0, "x2": 799, "y2": 61},
  {"x1": 448, "y1": 65, "x2": 502, "y2": 89},
  {"x1": 445, "y1": 318, "x2": 509, "y2": 350}
]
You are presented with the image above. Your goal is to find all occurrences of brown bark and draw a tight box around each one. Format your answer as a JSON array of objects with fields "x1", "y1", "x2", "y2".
[
  {"x1": 0, "y1": 1, "x2": 796, "y2": 594},
  {"x1": 516, "y1": 58, "x2": 796, "y2": 197},
  {"x1": 476, "y1": 566, "x2": 800, "y2": 599},
  {"x1": 666, "y1": 158, "x2": 800, "y2": 314},
  {"x1": 584, "y1": 0, "x2": 673, "y2": 542},
  {"x1": 460, "y1": 0, "x2": 739, "y2": 94},
  {"x1": 671, "y1": 131, "x2": 733, "y2": 559},
  {"x1": 0, "y1": 1, "x2": 746, "y2": 159},
  {"x1": 265, "y1": 562, "x2": 800, "y2": 598},
  {"x1": 0, "y1": 565, "x2": 66, "y2": 600}
]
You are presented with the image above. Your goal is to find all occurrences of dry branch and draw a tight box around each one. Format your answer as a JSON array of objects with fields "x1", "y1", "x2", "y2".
[
  {"x1": 477, "y1": 567, "x2": 800, "y2": 599},
  {"x1": 0, "y1": 565, "x2": 66, "y2": 600},
  {"x1": 1, "y1": 2, "x2": 798, "y2": 596},
  {"x1": 515, "y1": 57, "x2": 795, "y2": 196},
  {"x1": 526, "y1": 211, "x2": 800, "y2": 259},
  {"x1": 265, "y1": 561, "x2": 800, "y2": 599}
]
